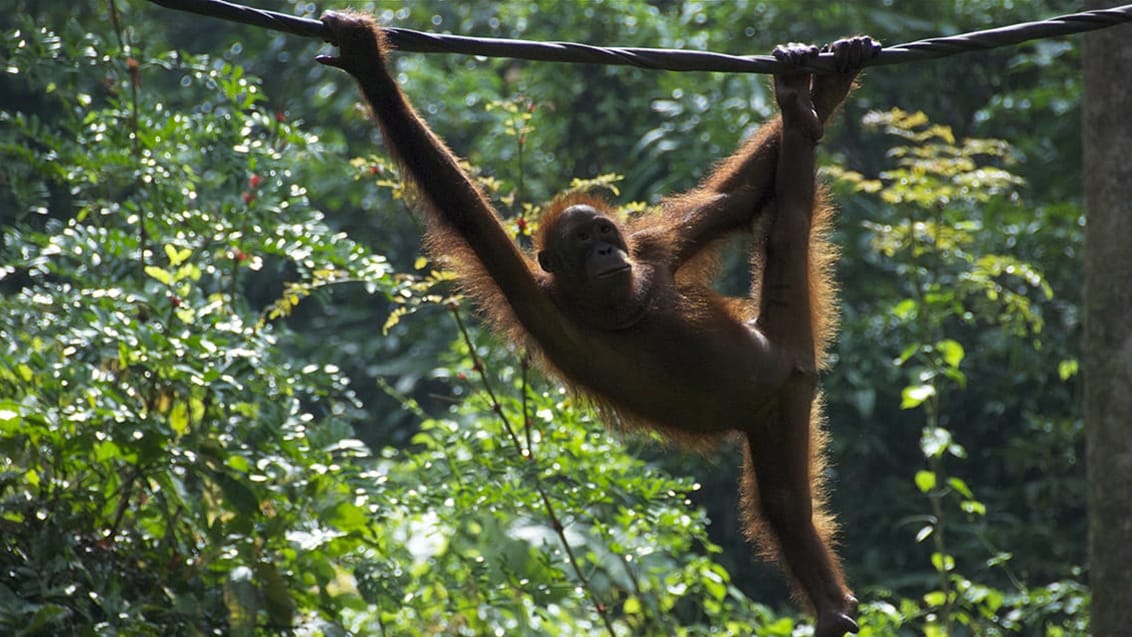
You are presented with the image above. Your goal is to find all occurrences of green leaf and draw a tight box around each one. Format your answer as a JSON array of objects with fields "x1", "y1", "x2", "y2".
[
  {"x1": 961, "y1": 499, "x2": 987, "y2": 516},
  {"x1": 914, "y1": 470, "x2": 937, "y2": 493},
  {"x1": 227, "y1": 454, "x2": 251, "y2": 473},
  {"x1": 763, "y1": 617, "x2": 797, "y2": 635},
  {"x1": 145, "y1": 265, "x2": 173, "y2": 285},
  {"x1": 702, "y1": 566, "x2": 727, "y2": 601},
  {"x1": 93, "y1": 440, "x2": 123, "y2": 462},
  {"x1": 947, "y1": 476, "x2": 974, "y2": 498},
  {"x1": 901, "y1": 384, "x2": 936, "y2": 409},
  {"x1": 0, "y1": 400, "x2": 20, "y2": 430},
  {"x1": 170, "y1": 401, "x2": 189, "y2": 436},
  {"x1": 936, "y1": 339, "x2": 965, "y2": 369},
  {"x1": 896, "y1": 342, "x2": 919, "y2": 366},
  {"x1": 175, "y1": 262, "x2": 202, "y2": 282},
  {"x1": 891, "y1": 298, "x2": 918, "y2": 320},
  {"x1": 217, "y1": 473, "x2": 259, "y2": 515},
  {"x1": 931, "y1": 552, "x2": 955, "y2": 573},
  {"x1": 325, "y1": 501, "x2": 370, "y2": 534},
  {"x1": 915, "y1": 525, "x2": 934, "y2": 543},
  {"x1": 986, "y1": 552, "x2": 1013, "y2": 568},
  {"x1": 164, "y1": 243, "x2": 192, "y2": 266},
  {"x1": 924, "y1": 590, "x2": 948, "y2": 607},
  {"x1": 920, "y1": 426, "x2": 953, "y2": 459}
]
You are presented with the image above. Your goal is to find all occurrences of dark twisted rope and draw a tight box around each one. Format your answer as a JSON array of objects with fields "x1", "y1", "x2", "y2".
[{"x1": 148, "y1": 0, "x2": 1132, "y2": 74}]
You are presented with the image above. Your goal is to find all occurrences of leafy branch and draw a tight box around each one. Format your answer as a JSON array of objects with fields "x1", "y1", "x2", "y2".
[{"x1": 447, "y1": 298, "x2": 617, "y2": 636}]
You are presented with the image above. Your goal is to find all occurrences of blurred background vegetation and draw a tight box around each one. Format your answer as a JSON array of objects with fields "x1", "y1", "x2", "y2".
[{"x1": 0, "y1": 1, "x2": 1088, "y2": 635}]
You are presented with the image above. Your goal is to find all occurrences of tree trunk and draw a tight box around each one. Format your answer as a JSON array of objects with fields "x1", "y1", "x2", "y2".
[{"x1": 1083, "y1": 3, "x2": 1132, "y2": 635}]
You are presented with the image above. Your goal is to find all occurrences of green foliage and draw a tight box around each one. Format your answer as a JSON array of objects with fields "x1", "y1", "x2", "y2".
[
  {"x1": 1, "y1": 1, "x2": 1092, "y2": 635},
  {"x1": 831, "y1": 109, "x2": 1086, "y2": 635},
  {"x1": 0, "y1": 16, "x2": 399, "y2": 634},
  {"x1": 354, "y1": 362, "x2": 783, "y2": 635},
  {"x1": 0, "y1": 10, "x2": 786, "y2": 636}
]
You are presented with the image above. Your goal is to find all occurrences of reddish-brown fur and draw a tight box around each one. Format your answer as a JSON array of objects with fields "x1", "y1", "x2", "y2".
[{"x1": 318, "y1": 13, "x2": 876, "y2": 636}]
